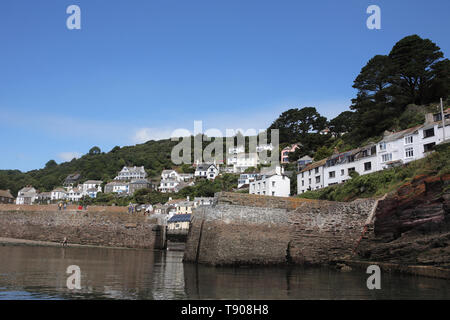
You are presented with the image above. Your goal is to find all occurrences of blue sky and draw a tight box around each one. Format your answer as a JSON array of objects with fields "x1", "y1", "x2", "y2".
[{"x1": 0, "y1": 0, "x2": 449, "y2": 171}]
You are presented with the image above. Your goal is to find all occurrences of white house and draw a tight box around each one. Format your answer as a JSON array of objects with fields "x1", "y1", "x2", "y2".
[
  {"x1": 16, "y1": 187, "x2": 38, "y2": 205},
  {"x1": 256, "y1": 143, "x2": 274, "y2": 152},
  {"x1": 233, "y1": 153, "x2": 259, "y2": 173},
  {"x1": 237, "y1": 173, "x2": 260, "y2": 188},
  {"x1": 193, "y1": 197, "x2": 214, "y2": 207},
  {"x1": 297, "y1": 155, "x2": 313, "y2": 171},
  {"x1": 66, "y1": 187, "x2": 83, "y2": 202},
  {"x1": 114, "y1": 166, "x2": 147, "y2": 180},
  {"x1": 159, "y1": 178, "x2": 181, "y2": 193},
  {"x1": 161, "y1": 170, "x2": 181, "y2": 181},
  {"x1": 249, "y1": 166, "x2": 290, "y2": 197},
  {"x1": 297, "y1": 111, "x2": 450, "y2": 194},
  {"x1": 161, "y1": 170, "x2": 193, "y2": 182},
  {"x1": 81, "y1": 180, "x2": 102, "y2": 194},
  {"x1": 51, "y1": 188, "x2": 67, "y2": 201},
  {"x1": 297, "y1": 159, "x2": 327, "y2": 194},
  {"x1": 195, "y1": 163, "x2": 219, "y2": 180},
  {"x1": 324, "y1": 144, "x2": 377, "y2": 187}
]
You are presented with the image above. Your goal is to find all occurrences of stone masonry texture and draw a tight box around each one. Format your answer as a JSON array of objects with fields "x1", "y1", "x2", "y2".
[
  {"x1": 184, "y1": 192, "x2": 376, "y2": 266},
  {"x1": 0, "y1": 206, "x2": 164, "y2": 249}
]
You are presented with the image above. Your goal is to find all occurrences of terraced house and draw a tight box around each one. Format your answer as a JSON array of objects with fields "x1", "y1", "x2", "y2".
[{"x1": 297, "y1": 111, "x2": 450, "y2": 194}]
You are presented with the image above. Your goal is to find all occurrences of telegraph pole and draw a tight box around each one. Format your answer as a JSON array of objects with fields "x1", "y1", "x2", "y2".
[{"x1": 441, "y1": 98, "x2": 446, "y2": 142}]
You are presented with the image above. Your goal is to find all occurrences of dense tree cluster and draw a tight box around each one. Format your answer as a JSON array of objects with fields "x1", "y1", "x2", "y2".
[{"x1": 269, "y1": 35, "x2": 449, "y2": 160}]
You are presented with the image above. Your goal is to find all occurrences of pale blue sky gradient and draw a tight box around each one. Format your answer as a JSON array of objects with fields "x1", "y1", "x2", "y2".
[{"x1": 1, "y1": 0, "x2": 449, "y2": 171}]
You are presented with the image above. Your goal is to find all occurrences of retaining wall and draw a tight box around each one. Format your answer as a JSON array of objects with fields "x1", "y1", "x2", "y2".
[{"x1": 184, "y1": 193, "x2": 376, "y2": 266}]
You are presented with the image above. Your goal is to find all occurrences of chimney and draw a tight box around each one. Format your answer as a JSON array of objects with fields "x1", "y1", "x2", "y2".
[
  {"x1": 187, "y1": 196, "x2": 190, "y2": 201},
  {"x1": 424, "y1": 113, "x2": 434, "y2": 124},
  {"x1": 275, "y1": 166, "x2": 281, "y2": 175}
]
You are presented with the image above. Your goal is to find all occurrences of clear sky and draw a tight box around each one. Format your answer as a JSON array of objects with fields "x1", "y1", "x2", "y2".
[{"x1": 1, "y1": 0, "x2": 449, "y2": 171}]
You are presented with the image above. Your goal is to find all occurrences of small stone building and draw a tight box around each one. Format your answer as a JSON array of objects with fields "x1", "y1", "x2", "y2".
[{"x1": 0, "y1": 190, "x2": 14, "y2": 204}]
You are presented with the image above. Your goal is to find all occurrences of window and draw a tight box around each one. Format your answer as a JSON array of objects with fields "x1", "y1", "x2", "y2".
[
  {"x1": 316, "y1": 176, "x2": 320, "y2": 183},
  {"x1": 308, "y1": 178, "x2": 311, "y2": 185},
  {"x1": 272, "y1": 181, "x2": 275, "y2": 187},
  {"x1": 315, "y1": 167, "x2": 319, "y2": 174},
  {"x1": 423, "y1": 128, "x2": 435, "y2": 138},
  {"x1": 329, "y1": 171, "x2": 335, "y2": 178},
  {"x1": 382, "y1": 153, "x2": 392, "y2": 163},
  {"x1": 405, "y1": 147, "x2": 414, "y2": 158},
  {"x1": 347, "y1": 155, "x2": 355, "y2": 162},
  {"x1": 348, "y1": 167, "x2": 356, "y2": 174},
  {"x1": 301, "y1": 172, "x2": 304, "y2": 178},
  {"x1": 405, "y1": 135, "x2": 413, "y2": 145},
  {"x1": 341, "y1": 169, "x2": 344, "y2": 176},
  {"x1": 379, "y1": 142, "x2": 386, "y2": 150},
  {"x1": 424, "y1": 142, "x2": 435, "y2": 153},
  {"x1": 302, "y1": 180, "x2": 304, "y2": 186},
  {"x1": 272, "y1": 191, "x2": 275, "y2": 196},
  {"x1": 364, "y1": 162, "x2": 372, "y2": 171}
]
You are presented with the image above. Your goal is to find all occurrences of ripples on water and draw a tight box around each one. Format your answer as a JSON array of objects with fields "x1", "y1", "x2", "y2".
[{"x1": 0, "y1": 245, "x2": 448, "y2": 300}]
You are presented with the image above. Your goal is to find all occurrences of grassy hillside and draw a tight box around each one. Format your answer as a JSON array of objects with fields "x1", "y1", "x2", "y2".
[
  {"x1": 0, "y1": 139, "x2": 179, "y2": 195},
  {"x1": 298, "y1": 142, "x2": 450, "y2": 202}
]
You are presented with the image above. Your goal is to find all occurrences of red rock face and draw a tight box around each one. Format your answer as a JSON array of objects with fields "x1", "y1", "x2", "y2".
[
  {"x1": 374, "y1": 174, "x2": 450, "y2": 240},
  {"x1": 357, "y1": 174, "x2": 450, "y2": 268}
]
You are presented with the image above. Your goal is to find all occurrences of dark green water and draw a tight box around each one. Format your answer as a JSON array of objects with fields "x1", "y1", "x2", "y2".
[{"x1": 0, "y1": 245, "x2": 448, "y2": 300}]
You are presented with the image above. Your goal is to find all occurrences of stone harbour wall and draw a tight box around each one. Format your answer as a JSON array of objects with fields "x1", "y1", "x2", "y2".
[
  {"x1": 0, "y1": 209, "x2": 164, "y2": 249},
  {"x1": 184, "y1": 193, "x2": 376, "y2": 266}
]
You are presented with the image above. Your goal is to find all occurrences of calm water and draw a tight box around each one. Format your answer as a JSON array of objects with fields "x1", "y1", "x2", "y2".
[{"x1": 0, "y1": 245, "x2": 448, "y2": 300}]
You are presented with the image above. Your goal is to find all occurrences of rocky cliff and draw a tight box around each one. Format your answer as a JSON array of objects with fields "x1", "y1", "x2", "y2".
[{"x1": 357, "y1": 174, "x2": 450, "y2": 268}]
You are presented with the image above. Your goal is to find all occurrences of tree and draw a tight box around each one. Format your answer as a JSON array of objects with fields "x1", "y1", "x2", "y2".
[
  {"x1": 45, "y1": 160, "x2": 57, "y2": 169},
  {"x1": 89, "y1": 146, "x2": 101, "y2": 155},
  {"x1": 389, "y1": 35, "x2": 445, "y2": 105},
  {"x1": 329, "y1": 111, "x2": 357, "y2": 134},
  {"x1": 268, "y1": 107, "x2": 327, "y2": 144}
]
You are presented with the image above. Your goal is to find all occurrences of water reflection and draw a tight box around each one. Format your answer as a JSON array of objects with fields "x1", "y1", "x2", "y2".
[{"x1": 0, "y1": 245, "x2": 448, "y2": 300}]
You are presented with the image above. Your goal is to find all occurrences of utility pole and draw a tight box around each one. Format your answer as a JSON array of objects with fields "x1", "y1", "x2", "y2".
[{"x1": 441, "y1": 98, "x2": 446, "y2": 142}]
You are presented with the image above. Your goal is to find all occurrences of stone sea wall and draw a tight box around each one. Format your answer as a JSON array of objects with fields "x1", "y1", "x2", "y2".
[
  {"x1": 0, "y1": 207, "x2": 164, "y2": 249},
  {"x1": 184, "y1": 193, "x2": 376, "y2": 266}
]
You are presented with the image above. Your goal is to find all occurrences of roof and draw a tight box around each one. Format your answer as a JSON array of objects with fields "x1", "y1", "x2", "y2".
[
  {"x1": 196, "y1": 163, "x2": 217, "y2": 171},
  {"x1": 52, "y1": 188, "x2": 66, "y2": 193},
  {"x1": 106, "y1": 181, "x2": 128, "y2": 186},
  {"x1": 300, "y1": 159, "x2": 327, "y2": 172},
  {"x1": 166, "y1": 198, "x2": 185, "y2": 205},
  {"x1": 86, "y1": 188, "x2": 98, "y2": 192},
  {"x1": 0, "y1": 190, "x2": 14, "y2": 198},
  {"x1": 162, "y1": 169, "x2": 177, "y2": 174},
  {"x1": 121, "y1": 166, "x2": 146, "y2": 173},
  {"x1": 130, "y1": 179, "x2": 150, "y2": 184},
  {"x1": 168, "y1": 214, "x2": 191, "y2": 223},
  {"x1": 381, "y1": 125, "x2": 422, "y2": 142},
  {"x1": 19, "y1": 187, "x2": 36, "y2": 193},
  {"x1": 83, "y1": 180, "x2": 103, "y2": 184}
]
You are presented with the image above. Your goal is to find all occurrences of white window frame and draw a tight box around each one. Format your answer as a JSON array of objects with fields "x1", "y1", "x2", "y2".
[
  {"x1": 404, "y1": 135, "x2": 413, "y2": 145},
  {"x1": 382, "y1": 153, "x2": 392, "y2": 163},
  {"x1": 405, "y1": 147, "x2": 414, "y2": 158}
]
